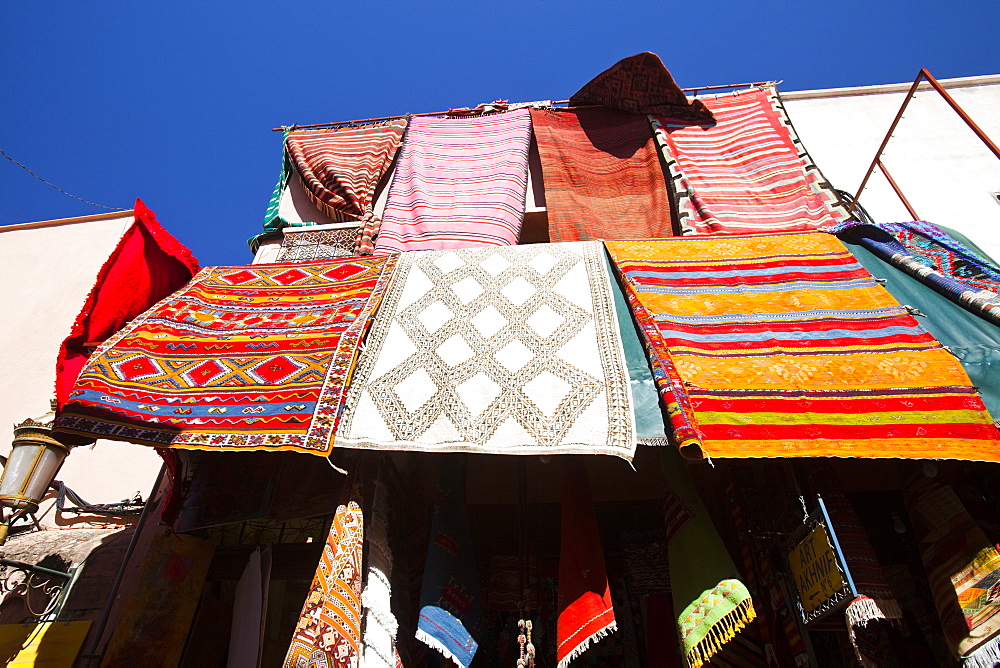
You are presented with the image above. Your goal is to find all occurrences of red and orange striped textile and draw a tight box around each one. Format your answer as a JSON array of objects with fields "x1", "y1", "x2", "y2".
[
  {"x1": 285, "y1": 120, "x2": 407, "y2": 223},
  {"x1": 530, "y1": 108, "x2": 675, "y2": 242},
  {"x1": 374, "y1": 109, "x2": 532, "y2": 252},
  {"x1": 605, "y1": 231, "x2": 1000, "y2": 461},
  {"x1": 652, "y1": 88, "x2": 848, "y2": 234}
]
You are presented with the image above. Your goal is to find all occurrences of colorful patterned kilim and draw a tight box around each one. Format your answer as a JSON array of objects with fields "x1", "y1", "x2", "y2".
[
  {"x1": 652, "y1": 87, "x2": 849, "y2": 234},
  {"x1": 568, "y1": 52, "x2": 714, "y2": 123},
  {"x1": 285, "y1": 120, "x2": 407, "y2": 223},
  {"x1": 605, "y1": 231, "x2": 1000, "y2": 461},
  {"x1": 831, "y1": 220, "x2": 1000, "y2": 326},
  {"x1": 285, "y1": 500, "x2": 365, "y2": 668},
  {"x1": 529, "y1": 107, "x2": 675, "y2": 243},
  {"x1": 374, "y1": 109, "x2": 532, "y2": 252},
  {"x1": 888, "y1": 221, "x2": 1000, "y2": 291},
  {"x1": 54, "y1": 256, "x2": 398, "y2": 455},
  {"x1": 905, "y1": 475, "x2": 1000, "y2": 667}
]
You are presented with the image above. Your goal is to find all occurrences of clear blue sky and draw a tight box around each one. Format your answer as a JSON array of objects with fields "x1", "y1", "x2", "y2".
[{"x1": 3, "y1": 1, "x2": 998, "y2": 266}]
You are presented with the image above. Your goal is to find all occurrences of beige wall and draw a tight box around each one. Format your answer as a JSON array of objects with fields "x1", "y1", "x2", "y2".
[
  {"x1": 0, "y1": 211, "x2": 163, "y2": 529},
  {"x1": 782, "y1": 75, "x2": 1000, "y2": 260}
]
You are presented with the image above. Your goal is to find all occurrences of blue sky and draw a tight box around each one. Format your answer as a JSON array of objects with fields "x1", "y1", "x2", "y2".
[{"x1": 3, "y1": 1, "x2": 998, "y2": 266}]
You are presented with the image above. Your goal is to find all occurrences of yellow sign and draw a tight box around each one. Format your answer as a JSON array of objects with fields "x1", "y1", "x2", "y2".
[
  {"x1": 787, "y1": 523, "x2": 845, "y2": 613},
  {"x1": 0, "y1": 620, "x2": 91, "y2": 667}
]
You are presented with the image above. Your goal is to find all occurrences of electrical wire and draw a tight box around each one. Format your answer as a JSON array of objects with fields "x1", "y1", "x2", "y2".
[{"x1": 0, "y1": 146, "x2": 126, "y2": 211}]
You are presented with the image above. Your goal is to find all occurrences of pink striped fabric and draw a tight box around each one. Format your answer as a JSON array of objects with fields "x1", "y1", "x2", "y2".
[
  {"x1": 653, "y1": 88, "x2": 849, "y2": 234},
  {"x1": 374, "y1": 109, "x2": 532, "y2": 252}
]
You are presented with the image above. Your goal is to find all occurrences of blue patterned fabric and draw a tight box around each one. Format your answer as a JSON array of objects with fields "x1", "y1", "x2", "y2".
[
  {"x1": 830, "y1": 221, "x2": 1000, "y2": 326},
  {"x1": 416, "y1": 458, "x2": 481, "y2": 668}
]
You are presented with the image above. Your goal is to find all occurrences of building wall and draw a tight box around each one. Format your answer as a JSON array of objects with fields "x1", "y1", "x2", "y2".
[
  {"x1": 781, "y1": 75, "x2": 1000, "y2": 260},
  {"x1": 0, "y1": 211, "x2": 163, "y2": 529}
]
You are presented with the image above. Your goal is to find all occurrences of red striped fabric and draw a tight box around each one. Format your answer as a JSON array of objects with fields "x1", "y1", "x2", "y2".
[
  {"x1": 286, "y1": 120, "x2": 407, "y2": 222},
  {"x1": 652, "y1": 88, "x2": 849, "y2": 234},
  {"x1": 530, "y1": 107, "x2": 674, "y2": 242},
  {"x1": 374, "y1": 109, "x2": 532, "y2": 252}
]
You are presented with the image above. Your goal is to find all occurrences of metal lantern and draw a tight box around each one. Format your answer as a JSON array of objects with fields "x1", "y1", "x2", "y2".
[{"x1": 0, "y1": 410, "x2": 71, "y2": 544}]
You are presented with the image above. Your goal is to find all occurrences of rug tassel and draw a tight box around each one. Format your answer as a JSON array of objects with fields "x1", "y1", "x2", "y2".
[
  {"x1": 845, "y1": 595, "x2": 903, "y2": 628},
  {"x1": 415, "y1": 628, "x2": 468, "y2": 668},
  {"x1": 964, "y1": 636, "x2": 1000, "y2": 668},
  {"x1": 556, "y1": 620, "x2": 617, "y2": 668},
  {"x1": 684, "y1": 598, "x2": 756, "y2": 668}
]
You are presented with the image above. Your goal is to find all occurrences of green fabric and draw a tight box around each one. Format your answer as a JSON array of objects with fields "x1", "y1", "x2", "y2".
[
  {"x1": 263, "y1": 129, "x2": 292, "y2": 232},
  {"x1": 844, "y1": 240, "x2": 1000, "y2": 419},
  {"x1": 660, "y1": 449, "x2": 754, "y2": 667},
  {"x1": 604, "y1": 251, "x2": 669, "y2": 440}
]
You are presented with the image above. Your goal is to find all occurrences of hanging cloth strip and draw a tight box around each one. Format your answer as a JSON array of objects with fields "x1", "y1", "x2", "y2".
[
  {"x1": 651, "y1": 87, "x2": 849, "y2": 234},
  {"x1": 830, "y1": 221, "x2": 1000, "y2": 326},
  {"x1": 55, "y1": 198, "x2": 200, "y2": 410},
  {"x1": 904, "y1": 473, "x2": 1000, "y2": 668},
  {"x1": 361, "y1": 466, "x2": 403, "y2": 668},
  {"x1": 556, "y1": 460, "x2": 617, "y2": 668},
  {"x1": 660, "y1": 449, "x2": 756, "y2": 668},
  {"x1": 374, "y1": 109, "x2": 532, "y2": 253},
  {"x1": 605, "y1": 252, "x2": 671, "y2": 443},
  {"x1": 843, "y1": 237, "x2": 1000, "y2": 419},
  {"x1": 605, "y1": 231, "x2": 1000, "y2": 461},
  {"x1": 54, "y1": 256, "x2": 398, "y2": 455},
  {"x1": 568, "y1": 51, "x2": 715, "y2": 123},
  {"x1": 335, "y1": 241, "x2": 636, "y2": 460},
  {"x1": 529, "y1": 107, "x2": 675, "y2": 242},
  {"x1": 415, "y1": 458, "x2": 481, "y2": 668},
  {"x1": 284, "y1": 480, "x2": 366, "y2": 668}
]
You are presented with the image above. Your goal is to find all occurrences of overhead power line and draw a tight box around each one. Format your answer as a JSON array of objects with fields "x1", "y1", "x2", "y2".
[{"x1": 0, "y1": 146, "x2": 126, "y2": 211}]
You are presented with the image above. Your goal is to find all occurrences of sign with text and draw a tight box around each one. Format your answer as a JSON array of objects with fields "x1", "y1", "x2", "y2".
[{"x1": 784, "y1": 497, "x2": 857, "y2": 624}]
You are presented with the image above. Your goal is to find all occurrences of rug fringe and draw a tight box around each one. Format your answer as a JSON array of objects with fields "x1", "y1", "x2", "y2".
[
  {"x1": 685, "y1": 597, "x2": 756, "y2": 668},
  {"x1": 415, "y1": 628, "x2": 468, "y2": 668},
  {"x1": 637, "y1": 436, "x2": 673, "y2": 446},
  {"x1": 845, "y1": 595, "x2": 903, "y2": 628},
  {"x1": 557, "y1": 620, "x2": 617, "y2": 668},
  {"x1": 963, "y1": 635, "x2": 1000, "y2": 668}
]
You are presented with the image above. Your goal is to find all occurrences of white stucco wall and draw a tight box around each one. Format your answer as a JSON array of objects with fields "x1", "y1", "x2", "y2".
[
  {"x1": 0, "y1": 212, "x2": 163, "y2": 526},
  {"x1": 781, "y1": 75, "x2": 1000, "y2": 260}
]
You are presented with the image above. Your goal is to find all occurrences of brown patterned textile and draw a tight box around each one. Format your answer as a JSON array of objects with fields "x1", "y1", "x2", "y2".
[{"x1": 569, "y1": 52, "x2": 714, "y2": 123}]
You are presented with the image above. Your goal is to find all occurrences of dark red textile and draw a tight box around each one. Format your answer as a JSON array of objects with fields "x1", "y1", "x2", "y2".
[
  {"x1": 55, "y1": 199, "x2": 199, "y2": 409},
  {"x1": 557, "y1": 460, "x2": 616, "y2": 666},
  {"x1": 156, "y1": 447, "x2": 183, "y2": 524},
  {"x1": 531, "y1": 107, "x2": 674, "y2": 242},
  {"x1": 569, "y1": 52, "x2": 715, "y2": 123}
]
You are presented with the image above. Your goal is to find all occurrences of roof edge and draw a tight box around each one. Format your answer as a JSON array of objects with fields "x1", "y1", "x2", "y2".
[
  {"x1": 0, "y1": 209, "x2": 135, "y2": 234},
  {"x1": 781, "y1": 74, "x2": 1000, "y2": 101}
]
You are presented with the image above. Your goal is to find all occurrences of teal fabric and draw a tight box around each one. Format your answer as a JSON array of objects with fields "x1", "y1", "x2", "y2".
[
  {"x1": 844, "y1": 240, "x2": 1000, "y2": 419},
  {"x1": 263, "y1": 129, "x2": 292, "y2": 232},
  {"x1": 604, "y1": 251, "x2": 669, "y2": 440}
]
